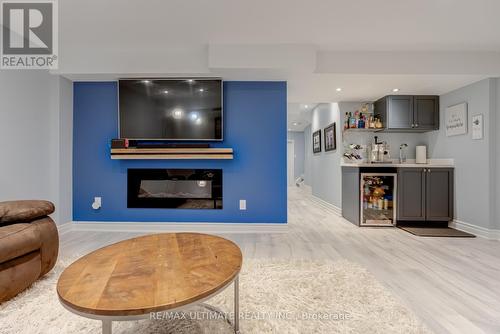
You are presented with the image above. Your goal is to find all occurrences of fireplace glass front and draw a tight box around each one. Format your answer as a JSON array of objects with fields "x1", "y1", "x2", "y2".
[{"x1": 128, "y1": 169, "x2": 222, "y2": 209}]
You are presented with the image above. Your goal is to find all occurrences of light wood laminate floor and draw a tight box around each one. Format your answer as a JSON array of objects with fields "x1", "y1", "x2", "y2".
[{"x1": 59, "y1": 187, "x2": 500, "y2": 334}]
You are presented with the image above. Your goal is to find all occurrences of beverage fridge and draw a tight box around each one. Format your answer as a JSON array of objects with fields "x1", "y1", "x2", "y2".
[{"x1": 360, "y1": 173, "x2": 397, "y2": 226}]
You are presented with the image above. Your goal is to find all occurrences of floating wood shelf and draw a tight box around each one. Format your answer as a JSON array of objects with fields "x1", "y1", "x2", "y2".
[
  {"x1": 343, "y1": 128, "x2": 383, "y2": 133},
  {"x1": 110, "y1": 148, "x2": 234, "y2": 160}
]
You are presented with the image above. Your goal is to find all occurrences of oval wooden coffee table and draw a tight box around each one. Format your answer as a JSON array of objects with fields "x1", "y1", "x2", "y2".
[{"x1": 57, "y1": 233, "x2": 242, "y2": 334}]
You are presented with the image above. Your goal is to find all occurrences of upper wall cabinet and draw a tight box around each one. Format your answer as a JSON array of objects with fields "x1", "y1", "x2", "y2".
[{"x1": 374, "y1": 95, "x2": 439, "y2": 132}]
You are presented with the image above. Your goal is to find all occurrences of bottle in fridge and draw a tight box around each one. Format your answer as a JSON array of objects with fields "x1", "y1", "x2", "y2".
[{"x1": 360, "y1": 173, "x2": 397, "y2": 226}]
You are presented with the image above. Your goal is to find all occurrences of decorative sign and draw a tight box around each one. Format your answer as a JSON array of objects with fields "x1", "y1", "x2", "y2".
[
  {"x1": 472, "y1": 114, "x2": 483, "y2": 140},
  {"x1": 446, "y1": 102, "x2": 467, "y2": 137}
]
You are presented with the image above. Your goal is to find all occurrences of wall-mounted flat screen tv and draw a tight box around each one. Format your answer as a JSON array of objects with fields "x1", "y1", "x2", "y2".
[{"x1": 119, "y1": 78, "x2": 223, "y2": 141}]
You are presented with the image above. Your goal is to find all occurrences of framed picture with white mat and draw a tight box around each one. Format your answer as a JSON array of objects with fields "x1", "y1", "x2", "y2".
[{"x1": 445, "y1": 102, "x2": 467, "y2": 137}]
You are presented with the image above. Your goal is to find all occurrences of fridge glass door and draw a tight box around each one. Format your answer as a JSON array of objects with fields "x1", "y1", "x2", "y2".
[{"x1": 360, "y1": 173, "x2": 397, "y2": 226}]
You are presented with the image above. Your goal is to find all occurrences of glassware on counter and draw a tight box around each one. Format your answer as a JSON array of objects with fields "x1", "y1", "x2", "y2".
[{"x1": 399, "y1": 143, "x2": 408, "y2": 163}]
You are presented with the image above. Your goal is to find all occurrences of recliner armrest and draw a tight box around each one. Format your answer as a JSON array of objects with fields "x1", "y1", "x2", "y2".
[{"x1": 0, "y1": 200, "x2": 55, "y2": 224}]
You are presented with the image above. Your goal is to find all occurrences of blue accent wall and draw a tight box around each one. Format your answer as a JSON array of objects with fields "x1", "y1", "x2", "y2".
[{"x1": 73, "y1": 81, "x2": 287, "y2": 223}]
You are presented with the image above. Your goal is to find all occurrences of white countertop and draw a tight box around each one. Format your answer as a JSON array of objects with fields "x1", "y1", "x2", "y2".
[{"x1": 341, "y1": 158, "x2": 454, "y2": 168}]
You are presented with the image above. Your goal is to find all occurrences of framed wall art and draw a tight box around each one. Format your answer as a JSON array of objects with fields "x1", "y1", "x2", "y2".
[
  {"x1": 472, "y1": 114, "x2": 483, "y2": 140},
  {"x1": 324, "y1": 122, "x2": 336, "y2": 152},
  {"x1": 312, "y1": 130, "x2": 321, "y2": 153},
  {"x1": 445, "y1": 102, "x2": 467, "y2": 137}
]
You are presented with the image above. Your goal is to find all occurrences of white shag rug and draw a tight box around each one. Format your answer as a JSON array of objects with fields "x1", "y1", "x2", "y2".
[{"x1": 0, "y1": 258, "x2": 431, "y2": 334}]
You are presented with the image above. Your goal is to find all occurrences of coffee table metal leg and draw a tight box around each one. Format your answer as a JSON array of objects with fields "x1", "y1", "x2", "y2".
[
  {"x1": 102, "y1": 319, "x2": 112, "y2": 334},
  {"x1": 61, "y1": 274, "x2": 241, "y2": 334},
  {"x1": 234, "y1": 275, "x2": 240, "y2": 333}
]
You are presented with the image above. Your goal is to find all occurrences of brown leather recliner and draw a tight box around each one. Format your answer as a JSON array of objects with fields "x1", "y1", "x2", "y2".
[{"x1": 0, "y1": 200, "x2": 59, "y2": 303}]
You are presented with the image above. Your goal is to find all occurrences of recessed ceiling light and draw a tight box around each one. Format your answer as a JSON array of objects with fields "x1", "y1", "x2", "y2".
[
  {"x1": 199, "y1": 88, "x2": 204, "y2": 92},
  {"x1": 163, "y1": 90, "x2": 169, "y2": 94},
  {"x1": 172, "y1": 108, "x2": 183, "y2": 119},
  {"x1": 142, "y1": 80, "x2": 151, "y2": 84},
  {"x1": 187, "y1": 79, "x2": 194, "y2": 83},
  {"x1": 190, "y1": 112, "x2": 199, "y2": 120},
  {"x1": 392, "y1": 88, "x2": 400, "y2": 92},
  {"x1": 304, "y1": 104, "x2": 308, "y2": 108},
  {"x1": 292, "y1": 122, "x2": 298, "y2": 126},
  {"x1": 336, "y1": 87, "x2": 342, "y2": 92}
]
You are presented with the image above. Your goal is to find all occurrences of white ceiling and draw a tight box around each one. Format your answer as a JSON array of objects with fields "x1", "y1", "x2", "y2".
[
  {"x1": 61, "y1": 0, "x2": 500, "y2": 50},
  {"x1": 287, "y1": 103, "x2": 317, "y2": 131},
  {"x1": 58, "y1": 0, "x2": 500, "y2": 115}
]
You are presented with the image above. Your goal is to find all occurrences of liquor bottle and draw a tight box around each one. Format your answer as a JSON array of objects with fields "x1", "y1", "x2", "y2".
[
  {"x1": 358, "y1": 115, "x2": 365, "y2": 129},
  {"x1": 349, "y1": 113, "x2": 356, "y2": 128},
  {"x1": 370, "y1": 116, "x2": 376, "y2": 128}
]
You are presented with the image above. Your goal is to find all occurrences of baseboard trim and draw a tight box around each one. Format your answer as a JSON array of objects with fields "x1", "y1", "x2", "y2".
[
  {"x1": 69, "y1": 221, "x2": 288, "y2": 234},
  {"x1": 300, "y1": 184, "x2": 312, "y2": 194},
  {"x1": 56, "y1": 221, "x2": 73, "y2": 235},
  {"x1": 450, "y1": 220, "x2": 500, "y2": 240},
  {"x1": 308, "y1": 195, "x2": 342, "y2": 216}
]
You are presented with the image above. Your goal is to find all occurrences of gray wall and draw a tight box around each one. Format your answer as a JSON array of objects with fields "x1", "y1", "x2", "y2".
[
  {"x1": 425, "y1": 78, "x2": 497, "y2": 230},
  {"x1": 304, "y1": 103, "x2": 342, "y2": 208},
  {"x1": 0, "y1": 72, "x2": 73, "y2": 225},
  {"x1": 287, "y1": 131, "x2": 305, "y2": 179},
  {"x1": 0, "y1": 71, "x2": 55, "y2": 202},
  {"x1": 304, "y1": 125, "x2": 312, "y2": 186},
  {"x1": 492, "y1": 78, "x2": 500, "y2": 229},
  {"x1": 53, "y1": 76, "x2": 74, "y2": 225}
]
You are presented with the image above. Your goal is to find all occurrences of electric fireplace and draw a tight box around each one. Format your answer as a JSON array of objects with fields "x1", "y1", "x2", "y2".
[{"x1": 127, "y1": 169, "x2": 222, "y2": 209}]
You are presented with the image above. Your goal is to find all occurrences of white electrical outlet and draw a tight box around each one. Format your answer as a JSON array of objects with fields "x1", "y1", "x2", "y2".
[
  {"x1": 239, "y1": 199, "x2": 247, "y2": 210},
  {"x1": 92, "y1": 197, "x2": 102, "y2": 210}
]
